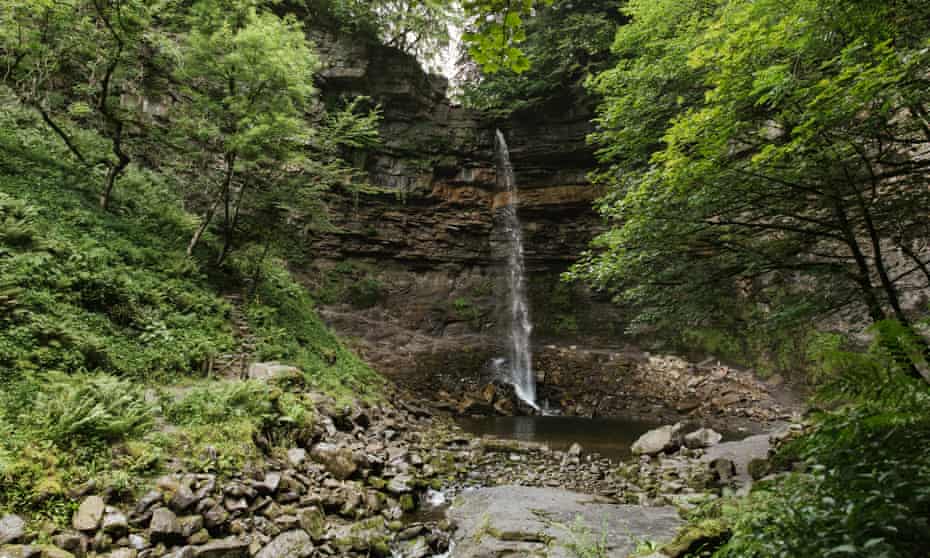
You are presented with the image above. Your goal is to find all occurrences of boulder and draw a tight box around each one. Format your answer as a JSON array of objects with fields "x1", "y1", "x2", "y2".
[
  {"x1": 248, "y1": 363, "x2": 301, "y2": 383},
  {"x1": 149, "y1": 508, "x2": 183, "y2": 545},
  {"x1": 0, "y1": 515, "x2": 26, "y2": 545},
  {"x1": 631, "y1": 424, "x2": 683, "y2": 456},
  {"x1": 0, "y1": 546, "x2": 40, "y2": 558},
  {"x1": 684, "y1": 428, "x2": 723, "y2": 449},
  {"x1": 255, "y1": 530, "x2": 313, "y2": 558},
  {"x1": 73, "y1": 496, "x2": 105, "y2": 532},
  {"x1": 309, "y1": 444, "x2": 357, "y2": 481}
]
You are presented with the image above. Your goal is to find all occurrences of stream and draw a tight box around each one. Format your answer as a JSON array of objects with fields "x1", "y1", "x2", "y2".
[{"x1": 457, "y1": 415, "x2": 751, "y2": 461}]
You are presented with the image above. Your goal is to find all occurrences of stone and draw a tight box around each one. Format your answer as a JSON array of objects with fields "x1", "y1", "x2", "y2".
[
  {"x1": 255, "y1": 530, "x2": 313, "y2": 558},
  {"x1": 309, "y1": 444, "x2": 357, "y2": 481},
  {"x1": 192, "y1": 537, "x2": 249, "y2": 558},
  {"x1": 168, "y1": 480, "x2": 199, "y2": 513},
  {"x1": 248, "y1": 363, "x2": 301, "y2": 383},
  {"x1": 631, "y1": 423, "x2": 683, "y2": 456},
  {"x1": 50, "y1": 533, "x2": 83, "y2": 557},
  {"x1": 684, "y1": 428, "x2": 723, "y2": 449},
  {"x1": 105, "y1": 550, "x2": 137, "y2": 558},
  {"x1": 386, "y1": 475, "x2": 412, "y2": 495},
  {"x1": 567, "y1": 443, "x2": 582, "y2": 457},
  {"x1": 101, "y1": 510, "x2": 129, "y2": 537},
  {"x1": 254, "y1": 473, "x2": 281, "y2": 495},
  {"x1": 30, "y1": 546, "x2": 74, "y2": 558},
  {"x1": 0, "y1": 515, "x2": 26, "y2": 545},
  {"x1": 202, "y1": 504, "x2": 228, "y2": 529},
  {"x1": 0, "y1": 545, "x2": 40, "y2": 558},
  {"x1": 709, "y1": 458, "x2": 737, "y2": 485},
  {"x1": 297, "y1": 508, "x2": 325, "y2": 541},
  {"x1": 148, "y1": 508, "x2": 183, "y2": 545},
  {"x1": 162, "y1": 547, "x2": 195, "y2": 558},
  {"x1": 178, "y1": 516, "x2": 204, "y2": 538},
  {"x1": 134, "y1": 491, "x2": 162, "y2": 516},
  {"x1": 73, "y1": 496, "x2": 105, "y2": 532},
  {"x1": 286, "y1": 449, "x2": 307, "y2": 468}
]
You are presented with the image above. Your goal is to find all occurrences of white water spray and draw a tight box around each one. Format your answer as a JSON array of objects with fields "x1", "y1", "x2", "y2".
[{"x1": 494, "y1": 129, "x2": 537, "y2": 407}]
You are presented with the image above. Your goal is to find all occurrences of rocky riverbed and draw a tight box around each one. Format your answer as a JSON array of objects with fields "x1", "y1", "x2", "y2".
[{"x1": 0, "y1": 374, "x2": 800, "y2": 558}]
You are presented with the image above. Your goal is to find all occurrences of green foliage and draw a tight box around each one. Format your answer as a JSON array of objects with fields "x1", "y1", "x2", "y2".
[
  {"x1": 574, "y1": 0, "x2": 930, "y2": 349},
  {"x1": 462, "y1": 0, "x2": 555, "y2": 74},
  {"x1": 1, "y1": 0, "x2": 157, "y2": 208},
  {"x1": 563, "y1": 516, "x2": 609, "y2": 558},
  {"x1": 236, "y1": 252, "x2": 382, "y2": 398},
  {"x1": 26, "y1": 372, "x2": 154, "y2": 447},
  {"x1": 716, "y1": 409, "x2": 930, "y2": 558},
  {"x1": 462, "y1": 0, "x2": 623, "y2": 113},
  {"x1": 163, "y1": 381, "x2": 276, "y2": 426}
]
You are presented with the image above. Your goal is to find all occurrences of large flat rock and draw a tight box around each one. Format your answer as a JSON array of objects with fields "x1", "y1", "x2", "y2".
[{"x1": 448, "y1": 486, "x2": 682, "y2": 557}]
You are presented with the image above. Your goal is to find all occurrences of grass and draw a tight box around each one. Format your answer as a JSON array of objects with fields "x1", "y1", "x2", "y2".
[{"x1": 0, "y1": 96, "x2": 381, "y2": 522}]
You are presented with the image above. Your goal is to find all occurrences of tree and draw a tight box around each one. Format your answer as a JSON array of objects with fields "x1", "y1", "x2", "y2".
[
  {"x1": 573, "y1": 0, "x2": 930, "y2": 377},
  {"x1": 0, "y1": 0, "x2": 153, "y2": 210},
  {"x1": 174, "y1": 0, "x2": 381, "y2": 266},
  {"x1": 461, "y1": 0, "x2": 624, "y2": 114},
  {"x1": 172, "y1": 0, "x2": 319, "y2": 263}
]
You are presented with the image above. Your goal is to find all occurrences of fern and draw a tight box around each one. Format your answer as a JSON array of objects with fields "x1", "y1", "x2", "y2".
[{"x1": 25, "y1": 372, "x2": 154, "y2": 447}]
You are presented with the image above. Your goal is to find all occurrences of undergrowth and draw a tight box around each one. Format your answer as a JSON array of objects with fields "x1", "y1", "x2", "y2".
[
  {"x1": 667, "y1": 322, "x2": 930, "y2": 558},
  {"x1": 0, "y1": 97, "x2": 380, "y2": 522}
]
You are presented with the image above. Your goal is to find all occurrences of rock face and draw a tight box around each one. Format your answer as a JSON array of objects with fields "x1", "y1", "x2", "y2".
[
  {"x1": 449, "y1": 486, "x2": 682, "y2": 557},
  {"x1": 295, "y1": 24, "x2": 615, "y2": 384}
]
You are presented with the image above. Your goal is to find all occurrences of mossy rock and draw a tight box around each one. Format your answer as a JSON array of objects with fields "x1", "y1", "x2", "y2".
[{"x1": 660, "y1": 519, "x2": 730, "y2": 558}]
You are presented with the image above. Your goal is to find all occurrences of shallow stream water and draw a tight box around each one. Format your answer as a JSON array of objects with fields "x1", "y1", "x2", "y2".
[{"x1": 457, "y1": 415, "x2": 749, "y2": 461}]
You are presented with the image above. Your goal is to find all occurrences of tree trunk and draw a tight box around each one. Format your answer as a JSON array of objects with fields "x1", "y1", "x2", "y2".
[{"x1": 189, "y1": 153, "x2": 236, "y2": 258}]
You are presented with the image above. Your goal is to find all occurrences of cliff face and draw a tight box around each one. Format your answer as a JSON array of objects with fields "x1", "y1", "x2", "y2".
[{"x1": 300, "y1": 29, "x2": 618, "y2": 377}]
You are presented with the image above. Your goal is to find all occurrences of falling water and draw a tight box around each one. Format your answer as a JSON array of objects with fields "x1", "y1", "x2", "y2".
[{"x1": 494, "y1": 129, "x2": 537, "y2": 407}]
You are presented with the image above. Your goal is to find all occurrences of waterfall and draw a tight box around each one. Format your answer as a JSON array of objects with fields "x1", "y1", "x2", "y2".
[{"x1": 494, "y1": 129, "x2": 537, "y2": 407}]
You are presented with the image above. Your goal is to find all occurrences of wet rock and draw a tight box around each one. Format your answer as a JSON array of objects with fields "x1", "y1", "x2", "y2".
[
  {"x1": 149, "y1": 509, "x2": 183, "y2": 545},
  {"x1": 255, "y1": 530, "x2": 313, "y2": 558},
  {"x1": 631, "y1": 423, "x2": 683, "y2": 456},
  {"x1": 684, "y1": 428, "x2": 723, "y2": 449},
  {"x1": 73, "y1": 496, "x2": 105, "y2": 532},
  {"x1": 105, "y1": 549, "x2": 136, "y2": 558},
  {"x1": 309, "y1": 444, "x2": 357, "y2": 480},
  {"x1": 0, "y1": 515, "x2": 26, "y2": 545}
]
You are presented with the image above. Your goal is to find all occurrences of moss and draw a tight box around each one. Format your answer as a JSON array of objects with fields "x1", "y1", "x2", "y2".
[{"x1": 660, "y1": 518, "x2": 730, "y2": 557}]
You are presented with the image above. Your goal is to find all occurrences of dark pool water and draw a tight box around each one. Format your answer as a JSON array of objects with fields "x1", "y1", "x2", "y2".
[{"x1": 457, "y1": 415, "x2": 747, "y2": 461}]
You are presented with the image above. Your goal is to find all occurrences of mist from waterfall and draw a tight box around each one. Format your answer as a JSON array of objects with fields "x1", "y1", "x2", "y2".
[{"x1": 494, "y1": 129, "x2": 537, "y2": 407}]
